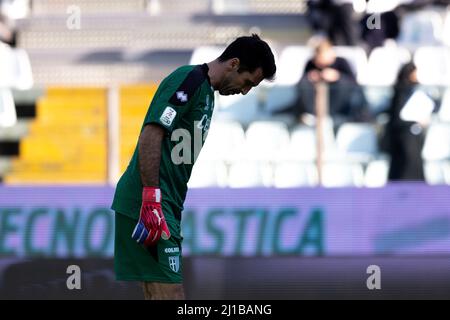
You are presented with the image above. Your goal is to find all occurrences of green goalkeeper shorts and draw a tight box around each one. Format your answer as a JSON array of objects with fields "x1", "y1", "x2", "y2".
[{"x1": 114, "y1": 210, "x2": 183, "y2": 283}]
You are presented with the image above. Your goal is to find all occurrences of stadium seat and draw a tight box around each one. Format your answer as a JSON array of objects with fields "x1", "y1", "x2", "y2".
[
  {"x1": 0, "y1": 44, "x2": 33, "y2": 89},
  {"x1": 424, "y1": 161, "x2": 447, "y2": 185},
  {"x1": 398, "y1": 10, "x2": 444, "y2": 47},
  {"x1": 422, "y1": 122, "x2": 450, "y2": 185},
  {"x1": 422, "y1": 122, "x2": 450, "y2": 162},
  {"x1": 438, "y1": 88, "x2": 450, "y2": 122},
  {"x1": 364, "y1": 158, "x2": 389, "y2": 187},
  {"x1": 264, "y1": 84, "x2": 297, "y2": 114},
  {"x1": 244, "y1": 121, "x2": 290, "y2": 162},
  {"x1": 211, "y1": 0, "x2": 250, "y2": 14},
  {"x1": 283, "y1": 118, "x2": 337, "y2": 161},
  {"x1": 414, "y1": 46, "x2": 450, "y2": 86},
  {"x1": 188, "y1": 158, "x2": 228, "y2": 188},
  {"x1": 279, "y1": 125, "x2": 317, "y2": 162},
  {"x1": 189, "y1": 46, "x2": 225, "y2": 65},
  {"x1": 333, "y1": 46, "x2": 368, "y2": 84},
  {"x1": 443, "y1": 10, "x2": 450, "y2": 47},
  {"x1": 0, "y1": 0, "x2": 30, "y2": 19},
  {"x1": 362, "y1": 45, "x2": 411, "y2": 86},
  {"x1": 45, "y1": 87, "x2": 106, "y2": 99},
  {"x1": 444, "y1": 161, "x2": 450, "y2": 185},
  {"x1": 0, "y1": 43, "x2": 15, "y2": 88},
  {"x1": 118, "y1": 84, "x2": 158, "y2": 172},
  {"x1": 273, "y1": 161, "x2": 318, "y2": 187},
  {"x1": 12, "y1": 49, "x2": 34, "y2": 90},
  {"x1": 4, "y1": 171, "x2": 106, "y2": 184},
  {"x1": 214, "y1": 89, "x2": 263, "y2": 125},
  {"x1": 335, "y1": 123, "x2": 379, "y2": 164},
  {"x1": 321, "y1": 162, "x2": 365, "y2": 187},
  {"x1": 0, "y1": 88, "x2": 17, "y2": 128},
  {"x1": 5, "y1": 87, "x2": 108, "y2": 184},
  {"x1": 152, "y1": 0, "x2": 211, "y2": 15},
  {"x1": 0, "y1": 120, "x2": 29, "y2": 140},
  {"x1": 227, "y1": 161, "x2": 270, "y2": 187},
  {"x1": 363, "y1": 86, "x2": 394, "y2": 115},
  {"x1": 31, "y1": 0, "x2": 146, "y2": 15},
  {"x1": 0, "y1": 157, "x2": 12, "y2": 176},
  {"x1": 199, "y1": 120, "x2": 246, "y2": 163},
  {"x1": 276, "y1": 46, "x2": 313, "y2": 85}
]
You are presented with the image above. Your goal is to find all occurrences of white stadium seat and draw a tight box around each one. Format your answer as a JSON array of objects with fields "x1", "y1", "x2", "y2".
[
  {"x1": 188, "y1": 159, "x2": 228, "y2": 188},
  {"x1": 189, "y1": 46, "x2": 225, "y2": 65},
  {"x1": 336, "y1": 123, "x2": 379, "y2": 163},
  {"x1": 362, "y1": 45, "x2": 411, "y2": 86},
  {"x1": 398, "y1": 10, "x2": 444, "y2": 47},
  {"x1": 0, "y1": 89, "x2": 17, "y2": 128},
  {"x1": 424, "y1": 161, "x2": 447, "y2": 185},
  {"x1": 444, "y1": 161, "x2": 450, "y2": 185},
  {"x1": 321, "y1": 162, "x2": 365, "y2": 187},
  {"x1": 214, "y1": 89, "x2": 262, "y2": 125},
  {"x1": 0, "y1": 44, "x2": 34, "y2": 90},
  {"x1": 333, "y1": 46, "x2": 368, "y2": 84},
  {"x1": 264, "y1": 84, "x2": 297, "y2": 113},
  {"x1": 281, "y1": 125, "x2": 317, "y2": 162},
  {"x1": 200, "y1": 120, "x2": 246, "y2": 162},
  {"x1": 438, "y1": 88, "x2": 450, "y2": 123},
  {"x1": 443, "y1": 10, "x2": 450, "y2": 47},
  {"x1": 422, "y1": 122, "x2": 450, "y2": 185},
  {"x1": 275, "y1": 46, "x2": 313, "y2": 85},
  {"x1": 364, "y1": 159, "x2": 389, "y2": 187},
  {"x1": 281, "y1": 119, "x2": 337, "y2": 161},
  {"x1": 244, "y1": 121, "x2": 290, "y2": 162},
  {"x1": 422, "y1": 123, "x2": 450, "y2": 162},
  {"x1": 273, "y1": 162, "x2": 318, "y2": 187},
  {"x1": 414, "y1": 46, "x2": 450, "y2": 86},
  {"x1": 228, "y1": 161, "x2": 267, "y2": 187}
]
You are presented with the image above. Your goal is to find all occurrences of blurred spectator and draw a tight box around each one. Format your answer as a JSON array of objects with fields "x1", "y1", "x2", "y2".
[
  {"x1": 382, "y1": 62, "x2": 436, "y2": 181},
  {"x1": 307, "y1": 0, "x2": 359, "y2": 46},
  {"x1": 276, "y1": 38, "x2": 370, "y2": 128},
  {"x1": 0, "y1": 12, "x2": 16, "y2": 46},
  {"x1": 360, "y1": 10, "x2": 400, "y2": 52}
]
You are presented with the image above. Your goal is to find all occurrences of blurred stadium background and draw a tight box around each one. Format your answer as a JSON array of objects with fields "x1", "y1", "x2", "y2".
[{"x1": 0, "y1": 0, "x2": 450, "y2": 299}]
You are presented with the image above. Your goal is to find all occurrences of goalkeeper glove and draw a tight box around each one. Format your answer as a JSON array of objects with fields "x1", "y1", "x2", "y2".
[{"x1": 131, "y1": 187, "x2": 171, "y2": 247}]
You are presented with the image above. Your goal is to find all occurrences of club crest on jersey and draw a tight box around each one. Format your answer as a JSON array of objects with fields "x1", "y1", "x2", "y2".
[
  {"x1": 168, "y1": 256, "x2": 180, "y2": 273},
  {"x1": 176, "y1": 91, "x2": 188, "y2": 103}
]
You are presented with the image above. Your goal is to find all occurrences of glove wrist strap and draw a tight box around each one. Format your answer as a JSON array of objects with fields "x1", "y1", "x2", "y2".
[{"x1": 142, "y1": 187, "x2": 161, "y2": 203}]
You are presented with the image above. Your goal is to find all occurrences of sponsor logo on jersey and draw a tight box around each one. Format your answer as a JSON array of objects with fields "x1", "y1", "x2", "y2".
[
  {"x1": 205, "y1": 95, "x2": 210, "y2": 110},
  {"x1": 176, "y1": 91, "x2": 188, "y2": 103},
  {"x1": 164, "y1": 247, "x2": 180, "y2": 254},
  {"x1": 160, "y1": 106, "x2": 177, "y2": 126},
  {"x1": 196, "y1": 114, "x2": 208, "y2": 129},
  {"x1": 168, "y1": 256, "x2": 180, "y2": 273}
]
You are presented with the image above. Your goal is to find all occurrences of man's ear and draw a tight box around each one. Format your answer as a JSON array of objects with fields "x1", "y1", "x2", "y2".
[{"x1": 228, "y1": 58, "x2": 240, "y2": 71}]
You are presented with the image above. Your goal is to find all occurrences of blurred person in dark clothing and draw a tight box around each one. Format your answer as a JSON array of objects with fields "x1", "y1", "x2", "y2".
[
  {"x1": 307, "y1": 0, "x2": 359, "y2": 46},
  {"x1": 361, "y1": 10, "x2": 400, "y2": 52},
  {"x1": 276, "y1": 39, "x2": 370, "y2": 128},
  {"x1": 383, "y1": 62, "x2": 435, "y2": 181}
]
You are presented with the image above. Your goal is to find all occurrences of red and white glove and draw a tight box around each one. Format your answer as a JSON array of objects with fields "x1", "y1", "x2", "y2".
[{"x1": 131, "y1": 187, "x2": 171, "y2": 247}]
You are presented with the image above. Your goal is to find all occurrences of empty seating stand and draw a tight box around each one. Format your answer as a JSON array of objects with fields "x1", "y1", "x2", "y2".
[
  {"x1": 4, "y1": 87, "x2": 108, "y2": 184},
  {"x1": 119, "y1": 84, "x2": 158, "y2": 173}
]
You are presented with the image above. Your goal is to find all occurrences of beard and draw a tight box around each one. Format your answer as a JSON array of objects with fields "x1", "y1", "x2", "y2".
[{"x1": 219, "y1": 75, "x2": 239, "y2": 95}]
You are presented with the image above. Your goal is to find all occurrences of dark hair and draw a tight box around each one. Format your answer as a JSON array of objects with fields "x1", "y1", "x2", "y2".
[
  {"x1": 218, "y1": 34, "x2": 276, "y2": 81},
  {"x1": 395, "y1": 62, "x2": 417, "y2": 88}
]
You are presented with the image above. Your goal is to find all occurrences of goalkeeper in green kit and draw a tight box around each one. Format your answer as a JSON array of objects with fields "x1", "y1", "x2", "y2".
[{"x1": 111, "y1": 35, "x2": 276, "y2": 300}]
